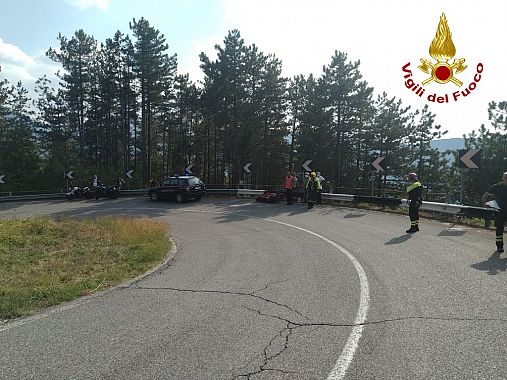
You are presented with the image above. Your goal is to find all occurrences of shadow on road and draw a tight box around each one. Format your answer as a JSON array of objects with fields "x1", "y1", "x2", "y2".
[
  {"x1": 385, "y1": 234, "x2": 413, "y2": 245},
  {"x1": 471, "y1": 251, "x2": 507, "y2": 275},
  {"x1": 344, "y1": 212, "x2": 366, "y2": 219},
  {"x1": 438, "y1": 224, "x2": 468, "y2": 237}
]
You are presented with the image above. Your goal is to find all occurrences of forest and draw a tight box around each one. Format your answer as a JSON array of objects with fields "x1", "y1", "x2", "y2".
[{"x1": 1, "y1": 18, "x2": 506, "y2": 205}]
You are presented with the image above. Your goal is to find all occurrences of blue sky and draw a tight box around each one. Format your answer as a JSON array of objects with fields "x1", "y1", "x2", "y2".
[{"x1": 1, "y1": 0, "x2": 506, "y2": 138}]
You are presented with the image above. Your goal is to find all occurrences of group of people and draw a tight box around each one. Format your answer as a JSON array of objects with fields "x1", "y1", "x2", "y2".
[
  {"x1": 408, "y1": 171, "x2": 507, "y2": 253},
  {"x1": 407, "y1": 170, "x2": 507, "y2": 253},
  {"x1": 283, "y1": 170, "x2": 425, "y2": 232},
  {"x1": 283, "y1": 171, "x2": 325, "y2": 209}
]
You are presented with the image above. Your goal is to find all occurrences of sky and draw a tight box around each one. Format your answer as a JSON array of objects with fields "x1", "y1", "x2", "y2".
[{"x1": 0, "y1": 0, "x2": 505, "y2": 138}]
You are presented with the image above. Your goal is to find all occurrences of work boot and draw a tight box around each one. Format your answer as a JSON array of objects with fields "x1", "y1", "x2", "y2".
[
  {"x1": 406, "y1": 226, "x2": 418, "y2": 233},
  {"x1": 497, "y1": 245, "x2": 504, "y2": 253}
]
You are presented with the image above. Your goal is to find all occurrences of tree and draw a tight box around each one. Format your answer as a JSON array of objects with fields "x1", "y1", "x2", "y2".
[
  {"x1": 2, "y1": 81, "x2": 40, "y2": 189},
  {"x1": 34, "y1": 75, "x2": 73, "y2": 188},
  {"x1": 47, "y1": 30, "x2": 97, "y2": 162},
  {"x1": 130, "y1": 17, "x2": 177, "y2": 183},
  {"x1": 321, "y1": 51, "x2": 373, "y2": 189}
]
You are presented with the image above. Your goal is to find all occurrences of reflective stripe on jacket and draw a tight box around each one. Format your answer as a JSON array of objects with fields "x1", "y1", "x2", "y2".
[{"x1": 306, "y1": 178, "x2": 321, "y2": 190}]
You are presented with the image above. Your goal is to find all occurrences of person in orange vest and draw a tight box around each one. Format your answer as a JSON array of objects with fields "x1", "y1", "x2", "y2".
[{"x1": 284, "y1": 172, "x2": 296, "y2": 205}]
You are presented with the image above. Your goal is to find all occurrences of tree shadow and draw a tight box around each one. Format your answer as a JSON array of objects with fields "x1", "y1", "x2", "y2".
[{"x1": 471, "y1": 251, "x2": 507, "y2": 275}]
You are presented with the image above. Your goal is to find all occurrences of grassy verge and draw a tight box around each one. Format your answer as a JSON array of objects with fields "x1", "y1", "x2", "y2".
[{"x1": 0, "y1": 217, "x2": 171, "y2": 321}]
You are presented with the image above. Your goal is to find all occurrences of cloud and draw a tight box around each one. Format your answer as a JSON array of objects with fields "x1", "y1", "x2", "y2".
[
  {"x1": 182, "y1": 35, "x2": 226, "y2": 84},
  {"x1": 0, "y1": 37, "x2": 34, "y2": 66},
  {"x1": 64, "y1": 0, "x2": 111, "y2": 11},
  {"x1": 0, "y1": 38, "x2": 60, "y2": 93}
]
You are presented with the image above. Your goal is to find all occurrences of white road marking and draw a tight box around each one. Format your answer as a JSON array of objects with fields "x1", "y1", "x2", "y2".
[
  {"x1": 1, "y1": 204, "x2": 370, "y2": 380},
  {"x1": 182, "y1": 209, "x2": 370, "y2": 380}
]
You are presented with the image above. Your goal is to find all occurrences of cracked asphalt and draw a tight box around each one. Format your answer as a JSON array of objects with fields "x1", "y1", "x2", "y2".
[{"x1": 1, "y1": 197, "x2": 507, "y2": 379}]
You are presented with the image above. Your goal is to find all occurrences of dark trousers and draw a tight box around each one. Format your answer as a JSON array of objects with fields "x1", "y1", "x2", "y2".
[
  {"x1": 307, "y1": 190, "x2": 316, "y2": 209},
  {"x1": 285, "y1": 189, "x2": 293, "y2": 205},
  {"x1": 409, "y1": 203, "x2": 420, "y2": 227},
  {"x1": 495, "y1": 213, "x2": 506, "y2": 247},
  {"x1": 316, "y1": 189, "x2": 322, "y2": 204}
]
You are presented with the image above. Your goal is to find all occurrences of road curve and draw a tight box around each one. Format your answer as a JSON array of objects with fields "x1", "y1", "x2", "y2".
[{"x1": 0, "y1": 198, "x2": 506, "y2": 379}]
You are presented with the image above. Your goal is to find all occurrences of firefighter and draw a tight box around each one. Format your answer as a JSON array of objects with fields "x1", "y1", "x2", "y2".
[
  {"x1": 316, "y1": 171, "x2": 325, "y2": 204},
  {"x1": 406, "y1": 172, "x2": 423, "y2": 233},
  {"x1": 482, "y1": 172, "x2": 507, "y2": 253},
  {"x1": 306, "y1": 172, "x2": 321, "y2": 209},
  {"x1": 284, "y1": 172, "x2": 296, "y2": 205}
]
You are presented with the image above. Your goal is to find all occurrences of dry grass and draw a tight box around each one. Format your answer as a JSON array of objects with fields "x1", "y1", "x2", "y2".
[{"x1": 0, "y1": 217, "x2": 171, "y2": 320}]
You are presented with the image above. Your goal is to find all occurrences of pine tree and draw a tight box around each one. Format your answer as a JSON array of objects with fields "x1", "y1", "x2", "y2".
[
  {"x1": 130, "y1": 17, "x2": 177, "y2": 183},
  {"x1": 321, "y1": 51, "x2": 373, "y2": 189},
  {"x1": 3, "y1": 82, "x2": 39, "y2": 190},
  {"x1": 47, "y1": 30, "x2": 97, "y2": 163}
]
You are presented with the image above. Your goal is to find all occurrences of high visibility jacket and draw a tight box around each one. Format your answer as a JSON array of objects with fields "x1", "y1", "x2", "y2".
[
  {"x1": 406, "y1": 181, "x2": 423, "y2": 202},
  {"x1": 284, "y1": 175, "x2": 295, "y2": 189},
  {"x1": 306, "y1": 178, "x2": 320, "y2": 191}
]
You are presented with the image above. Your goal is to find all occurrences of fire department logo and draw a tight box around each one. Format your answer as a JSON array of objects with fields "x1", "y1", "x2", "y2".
[
  {"x1": 418, "y1": 13, "x2": 466, "y2": 87},
  {"x1": 401, "y1": 13, "x2": 483, "y2": 104}
]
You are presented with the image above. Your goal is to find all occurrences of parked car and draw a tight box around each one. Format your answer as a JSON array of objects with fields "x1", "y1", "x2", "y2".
[{"x1": 149, "y1": 176, "x2": 205, "y2": 203}]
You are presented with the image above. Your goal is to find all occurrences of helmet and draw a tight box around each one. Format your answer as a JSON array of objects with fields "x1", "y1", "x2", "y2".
[
  {"x1": 407, "y1": 172, "x2": 417, "y2": 181},
  {"x1": 310, "y1": 172, "x2": 316, "y2": 178}
]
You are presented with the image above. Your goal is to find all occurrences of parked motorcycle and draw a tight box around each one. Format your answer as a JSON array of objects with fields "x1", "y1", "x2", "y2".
[
  {"x1": 66, "y1": 185, "x2": 93, "y2": 200},
  {"x1": 95, "y1": 180, "x2": 123, "y2": 200},
  {"x1": 66, "y1": 186, "x2": 80, "y2": 200}
]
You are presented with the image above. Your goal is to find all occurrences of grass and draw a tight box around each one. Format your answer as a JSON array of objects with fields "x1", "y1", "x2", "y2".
[{"x1": 0, "y1": 216, "x2": 171, "y2": 321}]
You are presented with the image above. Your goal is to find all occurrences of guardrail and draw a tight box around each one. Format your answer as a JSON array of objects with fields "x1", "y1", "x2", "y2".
[{"x1": 0, "y1": 188, "x2": 498, "y2": 226}]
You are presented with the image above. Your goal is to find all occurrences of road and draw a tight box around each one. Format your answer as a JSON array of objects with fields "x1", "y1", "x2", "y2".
[{"x1": 0, "y1": 197, "x2": 506, "y2": 379}]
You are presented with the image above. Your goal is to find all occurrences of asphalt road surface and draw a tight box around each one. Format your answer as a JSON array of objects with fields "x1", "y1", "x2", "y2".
[{"x1": 0, "y1": 197, "x2": 506, "y2": 380}]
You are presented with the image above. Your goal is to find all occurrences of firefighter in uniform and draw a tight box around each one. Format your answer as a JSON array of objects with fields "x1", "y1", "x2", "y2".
[
  {"x1": 284, "y1": 172, "x2": 296, "y2": 205},
  {"x1": 482, "y1": 172, "x2": 507, "y2": 253},
  {"x1": 406, "y1": 172, "x2": 423, "y2": 233},
  {"x1": 306, "y1": 172, "x2": 321, "y2": 209}
]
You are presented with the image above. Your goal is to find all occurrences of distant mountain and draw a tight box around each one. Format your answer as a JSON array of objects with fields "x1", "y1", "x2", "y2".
[{"x1": 430, "y1": 138, "x2": 465, "y2": 152}]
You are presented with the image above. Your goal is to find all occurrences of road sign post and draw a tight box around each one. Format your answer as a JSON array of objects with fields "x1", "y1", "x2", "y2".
[
  {"x1": 458, "y1": 149, "x2": 480, "y2": 204},
  {"x1": 371, "y1": 157, "x2": 385, "y2": 172},
  {"x1": 459, "y1": 149, "x2": 480, "y2": 169},
  {"x1": 184, "y1": 165, "x2": 194, "y2": 176},
  {"x1": 302, "y1": 160, "x2": 312, "y2": 172},
  {"x1": 243, "y1": 163, "x2": 252, "y2": 189}
]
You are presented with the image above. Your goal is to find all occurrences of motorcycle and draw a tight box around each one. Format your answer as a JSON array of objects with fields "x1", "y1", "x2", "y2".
[
  {"x1": 66, "y1": 185, "x2": 93, "y2": 200},
  {"x1": 95, "y1": 180, "x2": 122, "y2": 200},
  {"x1": 66, "y1": 186, "x2": 80, "y2": 200}
]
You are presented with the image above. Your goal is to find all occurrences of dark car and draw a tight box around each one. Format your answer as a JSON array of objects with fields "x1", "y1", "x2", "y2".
[{"x1": 149, "y1": 176, "x2": 205, "y2": 203}]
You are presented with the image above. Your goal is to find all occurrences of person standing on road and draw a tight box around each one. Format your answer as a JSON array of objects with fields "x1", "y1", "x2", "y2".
[
  {"x1": 91, "y1": 174, "x2": 101, "y2": 200},
  {"x1": 405, "y1": 172, "x2": 423, "y2": 233},
  {"x1": 303, "y1": 172, "x2": 310, "y2": 203},
  {"x1": 284, "y1": 172, "x2": 296, "y2": 205},
  {"x1": 316, "y1": 171, "x2": 325, "y2": 204},
  {"x1": 306, "y1": 172, "x2": 321, "y2": 209},
  {"x1": 482, "y1": 172, "x2": 507, "y2": 253}
]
